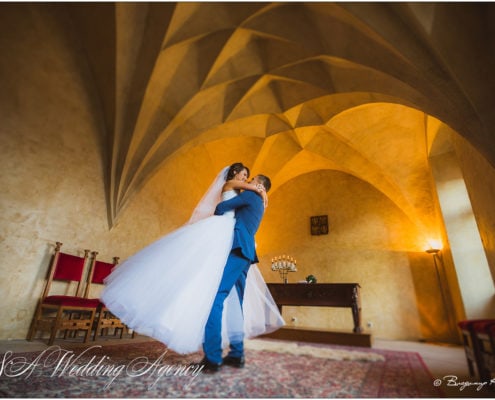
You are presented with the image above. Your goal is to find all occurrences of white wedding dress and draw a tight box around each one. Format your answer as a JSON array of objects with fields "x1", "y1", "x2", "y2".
[{"x1": 101, "y1": 190, "x2": 285, "y2": 354}]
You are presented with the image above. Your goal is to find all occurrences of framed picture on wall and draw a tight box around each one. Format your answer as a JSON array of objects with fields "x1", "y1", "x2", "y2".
[{"x1": 310, "y1": 215, "x2": 328, "y2": 235}]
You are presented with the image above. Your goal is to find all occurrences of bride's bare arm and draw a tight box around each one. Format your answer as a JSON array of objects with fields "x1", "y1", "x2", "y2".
[{"x1": 223, "y1": 180, "x2": 268, "y2": 207}]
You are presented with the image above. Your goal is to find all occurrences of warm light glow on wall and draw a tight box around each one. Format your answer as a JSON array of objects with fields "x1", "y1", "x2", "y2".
[{"x1": 426, "y1": 238, "x2": 443, "y2": 251}]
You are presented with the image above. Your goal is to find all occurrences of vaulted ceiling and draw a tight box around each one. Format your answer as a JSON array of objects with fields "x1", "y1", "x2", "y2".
[{"x1": 65, "y1": 2, "x2": 495, "y2": 228}]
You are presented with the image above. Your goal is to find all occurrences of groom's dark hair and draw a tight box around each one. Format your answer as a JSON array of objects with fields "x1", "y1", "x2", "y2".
[{"x1": 257, "y1": 175, "x2": 271, "y2": 192}]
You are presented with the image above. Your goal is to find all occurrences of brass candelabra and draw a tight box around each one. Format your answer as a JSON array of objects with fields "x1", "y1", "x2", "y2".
[{"x1": 271, "y1": 255, "x2": 297, "y2": 283}]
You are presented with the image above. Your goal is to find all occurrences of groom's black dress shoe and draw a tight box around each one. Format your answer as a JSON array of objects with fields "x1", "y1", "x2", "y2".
[
  {"x1": 199, "y1": 357, "x2": 222, "y2": 373},
  {"x1": 222, "y1": 355, "x2": 245, "y2": 368}
]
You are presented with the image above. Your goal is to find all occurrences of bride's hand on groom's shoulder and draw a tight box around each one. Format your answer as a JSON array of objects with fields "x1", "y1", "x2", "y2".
[
  {"x1": 261, "y1": 191, "x2": 268, "y2": 208},
  {"x1": 252, "y1": 184, "x2": 268, "y2": 208}
]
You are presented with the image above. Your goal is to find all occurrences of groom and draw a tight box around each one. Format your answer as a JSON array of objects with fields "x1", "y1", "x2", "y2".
[{"x1": 201, "y1": 174, "x2": 272, "y2": 372}]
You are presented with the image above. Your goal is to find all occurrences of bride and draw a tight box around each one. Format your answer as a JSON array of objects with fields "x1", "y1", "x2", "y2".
[{"x1": 100, "y1": 163, "x2": 285, "y2": 354}]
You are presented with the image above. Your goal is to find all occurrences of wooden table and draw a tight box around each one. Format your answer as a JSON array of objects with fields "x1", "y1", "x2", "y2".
[{"x1": 267, "y1": 283, "x2": 362, "y2": 333}]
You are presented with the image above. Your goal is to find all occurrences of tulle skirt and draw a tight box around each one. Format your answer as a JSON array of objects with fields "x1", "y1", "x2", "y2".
[{"x1": 101, "y1": 214, "x2": 284, "y2": 354}]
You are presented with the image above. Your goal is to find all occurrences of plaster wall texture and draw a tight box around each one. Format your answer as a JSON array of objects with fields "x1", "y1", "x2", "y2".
[
  {"x1": 452, "y1": 136, "x2": 495, "y2": 319},
  {"x1": 430, "y1": 150, "x2": 495, "y2": 320},
  {"x1": 454, "y1": 134, "x2": 495, "y2": 287},
  {"x1": 257, "y1": 171, "x2": 431, "y2": 341},
  {"x1": 0, "y1": 6, "x2": 164, "y2": 339}
]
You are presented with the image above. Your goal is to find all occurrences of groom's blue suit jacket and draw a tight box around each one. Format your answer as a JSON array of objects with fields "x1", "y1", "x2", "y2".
[{"x1": 214, "y1": 190, "x2": 264, "y2": 263}]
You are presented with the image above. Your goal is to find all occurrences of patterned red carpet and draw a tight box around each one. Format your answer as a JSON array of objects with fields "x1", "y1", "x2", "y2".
[{"x1": 0, "y1": 339, "x2": 443, "y2": 398}]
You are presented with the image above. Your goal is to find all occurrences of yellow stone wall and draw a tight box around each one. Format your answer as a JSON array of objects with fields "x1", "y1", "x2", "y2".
[
  {"x1": 256, "y1": 170, "x2": 449, "y2": 340},
  {"x1": 0, "y1": 7, "x2": 164, "y2": 338},
  {"x1": 454, "y1": 135, "x2": 495, "y2": 283}
]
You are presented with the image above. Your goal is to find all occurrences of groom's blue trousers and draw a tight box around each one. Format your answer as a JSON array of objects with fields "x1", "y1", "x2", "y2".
[{"x1": 203, "y1": 249, "x2": 251, "y2": 364}]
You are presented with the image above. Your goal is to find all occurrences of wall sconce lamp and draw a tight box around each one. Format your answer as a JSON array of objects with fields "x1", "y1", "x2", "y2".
[
  {"x1": 425, "y1": 247, "x2": 443, "y2": 286},
  {"x1": 426, "y1": 247, "x2": 441, "y2": 256}
]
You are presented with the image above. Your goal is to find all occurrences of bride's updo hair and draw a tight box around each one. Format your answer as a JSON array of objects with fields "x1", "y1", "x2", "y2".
[{"x1": 226, "y1": 162, "x2": 250, "y2": 181}]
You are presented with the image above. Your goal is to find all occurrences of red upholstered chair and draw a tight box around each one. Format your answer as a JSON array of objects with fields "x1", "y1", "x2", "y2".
[
  {"x1": 458, "y1": 319, "x2": 495, "y2": 380},
  {"x1": 473, "y1": 320, "x2": 495, "y2": 382},
  {"x1": 27, "y1": 242, "x2": 99, "y2": 345},
  {"x1": 487, "y1": 324, "x2": 495, "y2": 376},
  {"x1": 85, "y1": 252, "x2": 135, "y2": 341}
]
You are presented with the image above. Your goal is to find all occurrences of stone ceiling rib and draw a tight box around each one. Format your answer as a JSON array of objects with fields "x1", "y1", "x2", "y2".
[
  {"x1": 162, "y1": 3, "x2": 268, "y2": 49},
  {"x1": 112, "y1": 4, "x2": 175, "y2": 215},
  {"x1": 118, "y1": 29, "x2": 236, "y2": 202},
  {"x1": 114, "y1": 2, "x2": 444, "y2": 213},
  {"x1": 203, "y1": 28, "x2": 312, "y2": 89},
  {"x1": 86, "y1": 2, "x2": 494, "y2": 226}
]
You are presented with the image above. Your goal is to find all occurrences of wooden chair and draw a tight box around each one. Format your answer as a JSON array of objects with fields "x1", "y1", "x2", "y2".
[
  {"x1": 27, "y1": 242, "x2": 100, "y2": 345},
  {"x1": 487, "y1": 325, "x2": 495, "y2": 380},
  {"x1": 473, "y1": 320, "x2": 495, "y2": 382},
  {"x1": 86, "y1": 252, "x2": 135, "y2": 341},
  {"x1": 458, "y1": 319, "x2": 495, "y2": 380}
]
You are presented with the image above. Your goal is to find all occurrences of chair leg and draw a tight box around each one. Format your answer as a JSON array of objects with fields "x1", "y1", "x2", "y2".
[
  {"x1": 470, "y1": 330, "x2": 486, "y2": 380},
  {"x1": 489, "y1": 329, "x2": 495, "y2": 383},
  {"x1": 27, "y1": 303, "x2": 42, "y2": 341},
  {"x1": 475, "y1": 325, "x2": 495, "y2": 382},
  {"x1": 460, "y1": 329, "x2": 477, "y2": 376},
  {"x1": 83, "y1": 310, "x2": 96, "y2": 343},
  {"x1": 93, "y1": 311, "x2": 102, "y2": 341},
  {"x1": 48, "y1": 308, "x2": 64, "y2": 346},
  {"x1": 27, "y1": 323, "x2": 37, "y2": 341}
]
